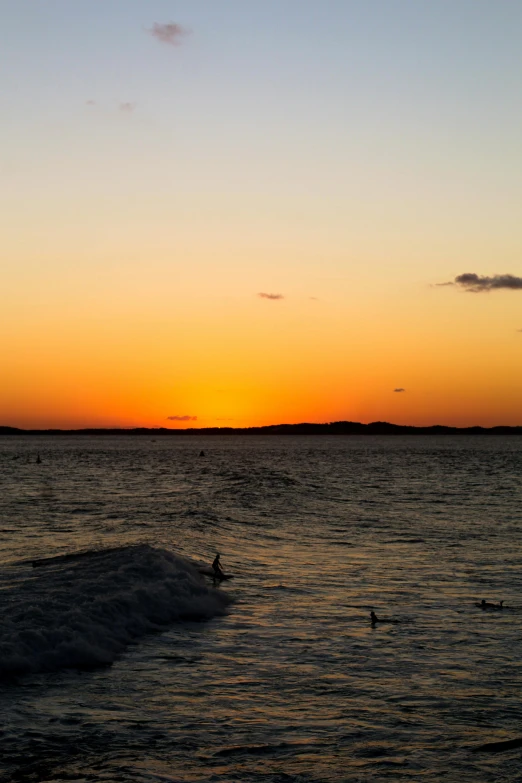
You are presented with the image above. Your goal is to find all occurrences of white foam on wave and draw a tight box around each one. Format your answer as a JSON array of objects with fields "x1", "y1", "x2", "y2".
[{"x1": 0, "y1": 544, "x2": 231, "y2": 676}]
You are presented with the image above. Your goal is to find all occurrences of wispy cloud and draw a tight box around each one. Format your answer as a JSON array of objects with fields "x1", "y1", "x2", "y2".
[
  {"x1": 439, "y1": 273, "x2": 522, "y2": 292},
  {"x1": 393, "y1": 388, "x2": 406, "y2": 393},
  {"x1": 167, "y1": 415, "x2": 197, "y2": 422},
  {"x1": 149, "y1": 22, "x2": 189, "y2": 46},
  {"x1": 119, "y1": 102, "x2": 136, "y2": 113},
  {"x1": 85, "y1": 99, "x2": 96, "y2": 106},
  {"x1": 258, "y1": 292, "x2": 284, "y2": 300}
]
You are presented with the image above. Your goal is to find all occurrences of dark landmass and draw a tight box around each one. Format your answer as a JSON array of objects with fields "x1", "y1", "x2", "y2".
[{"x1": 1, "y1": 421, "x2": 522, "y2": 436}]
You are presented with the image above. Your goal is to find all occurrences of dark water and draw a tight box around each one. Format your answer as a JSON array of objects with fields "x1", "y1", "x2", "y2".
[{"x1": 1, "y1": 435, "x2": 522, "y2": 782}]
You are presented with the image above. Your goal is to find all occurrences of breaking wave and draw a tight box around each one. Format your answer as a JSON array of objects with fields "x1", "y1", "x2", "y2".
[{"x1": 0, "y1": 544, "x2": 230, "y2": 676}]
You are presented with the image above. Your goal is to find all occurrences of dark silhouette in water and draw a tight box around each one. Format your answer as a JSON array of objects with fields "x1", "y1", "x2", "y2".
[
  {"x1": 479, "y1": 599, "x2": 504, "y2": 610},
  {"x1": 212, "y1": 553, "x2": 224, "y2": 581},
  {"x1": 370, "y1": 611, "x2": 399, "y2": 625},
  {"x1": 473, "y1": 735, "x2": 522, "y2": 753},
  {"x1": 36, "y1": 453, "x2": 42, "y2": 464},
  {"x1": 199, "y1": 450, "x2": 205, "y2": 457}
]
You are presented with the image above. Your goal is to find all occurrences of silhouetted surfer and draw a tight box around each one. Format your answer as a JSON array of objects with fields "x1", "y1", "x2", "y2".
[
  {"x1": 199, "y1": 450, "x2": 205, "y2": 457},
  {"x1": 212, "y1": 553, "x2": 224, "y2": 580},
  {"x1": 370, "y1": 611, "x2": 398, "y2": 624},
  {"x1": 479, "y1": 599, "x2": 503, "y2": 610},
  {"x1": 36, "y1": 453, "x2": 42, "y2": 464}
]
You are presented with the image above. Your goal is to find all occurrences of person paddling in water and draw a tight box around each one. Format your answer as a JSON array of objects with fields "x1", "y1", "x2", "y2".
[
  {"x1": 212, "y1": 552, "x2": 224, "y2": 581},
  {"x1": 480, "y1": 599, "x2": 503, "y2": 610},
  {"x1": 370, "y1": 610, "x2": 399, "y2": 625}
]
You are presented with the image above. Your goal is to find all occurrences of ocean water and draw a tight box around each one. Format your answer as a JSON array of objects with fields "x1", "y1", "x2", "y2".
[{"x1": 1, "y1": 434, "x2": 522, "y2": 783}]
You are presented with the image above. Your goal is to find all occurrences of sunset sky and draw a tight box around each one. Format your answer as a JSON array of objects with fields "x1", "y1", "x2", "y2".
[{"x1": 2, "y1": 0, "x2": 522, "y2": 429}]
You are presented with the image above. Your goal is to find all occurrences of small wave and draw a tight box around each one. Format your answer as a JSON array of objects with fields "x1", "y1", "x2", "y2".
[
  {"x1": 214, "y1": 738, "x2": 331, "y2": 758},
  {"x1": 0, "y1": 545, "x2": 230, "y2": 677},
  {"x1": 263, "y1": 584, "x2": 310, "y2": 594}
]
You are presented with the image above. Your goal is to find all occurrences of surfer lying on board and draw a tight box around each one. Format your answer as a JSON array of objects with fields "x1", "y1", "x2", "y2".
[
  {"x1": 370, "y1": 611, "x2": 400, "y2": 625},
  {"x1": 478, "y1": 599, "x2": 504, "y2": 610}
]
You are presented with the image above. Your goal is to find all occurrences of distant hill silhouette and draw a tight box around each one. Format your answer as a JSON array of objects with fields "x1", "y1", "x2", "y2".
[{"x1": 1, "y1": 421, "x2": 522, "y2": 436}]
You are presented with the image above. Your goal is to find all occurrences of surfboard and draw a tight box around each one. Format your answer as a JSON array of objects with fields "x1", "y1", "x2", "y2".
[{"x1": 198, "y1": 566, "x2": 234, "y2": 581}]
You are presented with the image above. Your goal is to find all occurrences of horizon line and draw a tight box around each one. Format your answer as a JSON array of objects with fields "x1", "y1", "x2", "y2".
[{"x1": 2, "y1": 420, "x2": 522, "y2": 435}]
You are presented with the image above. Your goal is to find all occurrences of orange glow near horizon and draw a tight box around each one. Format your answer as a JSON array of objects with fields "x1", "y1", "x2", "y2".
[
  {"x1": 3, "y1": 268, "x2": 522, "y2": 430},
  {"x1": 3, "y1": 275, "x2": 522, "y2": 429},
  {"x1": 3, "y1": 295, "x2": 522, "y2": 430}
]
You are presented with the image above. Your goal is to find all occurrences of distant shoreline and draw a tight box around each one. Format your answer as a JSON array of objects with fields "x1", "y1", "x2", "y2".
[{"x1": 2, "y1": 422, "x2": 522, "y2": 436}]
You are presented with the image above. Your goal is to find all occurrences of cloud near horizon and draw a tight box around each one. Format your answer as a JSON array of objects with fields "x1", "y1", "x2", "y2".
[
  {"x1": 439, "y1": 273, "x2": 522, "y2": 292},
  {"x1": 149, "y1": 22, "x2": 189, "y2": 46},
  {"x1": 167, "y1": 415, "x2": 197, "y2": 421},
  {"x1": 119, "y1": 102, "x2": 136, "y2": 113},
  {"x1": 258, "y1": 292, "x2": 284, "y2": 300},
  {"x1": 393, "y1": 388, "x2": 406, "y2": 393}
]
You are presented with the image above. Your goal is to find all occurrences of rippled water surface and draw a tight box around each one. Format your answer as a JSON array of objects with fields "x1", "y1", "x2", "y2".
[{"x1": 1, "y1": 434, "x2": 522, "y2": 782}]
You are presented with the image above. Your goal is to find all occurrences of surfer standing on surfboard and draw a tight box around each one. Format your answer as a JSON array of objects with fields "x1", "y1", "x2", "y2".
[{"x1": 212, "y1": 553, "x2": 224, "y2": 579}]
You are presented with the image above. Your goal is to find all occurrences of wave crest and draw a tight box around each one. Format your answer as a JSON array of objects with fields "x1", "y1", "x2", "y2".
[{"x1": 0, "y1": 545, "x2": 230, "y2": 676}]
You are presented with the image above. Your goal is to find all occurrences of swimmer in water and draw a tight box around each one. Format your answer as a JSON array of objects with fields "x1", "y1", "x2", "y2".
[
  {"x1": 480, "y1": 599, "x2": 504, "y2": 610},
  {"x1": 370, "y1": 610, "x2": 399, "y2": 624}
]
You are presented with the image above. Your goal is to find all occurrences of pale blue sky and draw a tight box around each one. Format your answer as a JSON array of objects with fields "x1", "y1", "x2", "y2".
[{"x1": 3, "y1": 1, "x2": 521, "y2": 171}]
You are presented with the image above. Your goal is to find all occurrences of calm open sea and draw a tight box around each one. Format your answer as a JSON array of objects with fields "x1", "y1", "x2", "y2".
[{"x1": 1, "y1": 434, "x2": 522, "y2": 782}]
